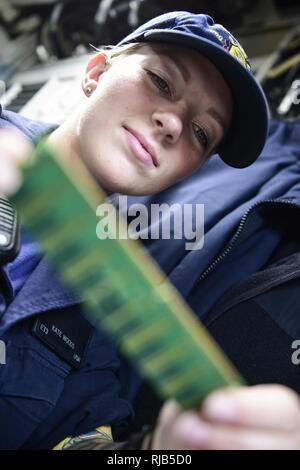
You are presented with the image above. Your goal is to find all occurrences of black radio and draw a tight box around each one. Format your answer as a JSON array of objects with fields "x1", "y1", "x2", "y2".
[{"x1": 0, "y1": 197, "x2": 20, "y2": 265}]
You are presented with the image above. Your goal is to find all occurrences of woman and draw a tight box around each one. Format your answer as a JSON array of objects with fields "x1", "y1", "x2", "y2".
[
  {"x1": 0, "y1": 11, "x2": 299, "y2": 450},
  {"x1": 1, "y1": 12, "x2": 268, "y2": 194}
]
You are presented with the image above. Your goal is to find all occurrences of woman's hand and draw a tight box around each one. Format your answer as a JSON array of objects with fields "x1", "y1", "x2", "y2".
[
  {"x1": 0, "y1": 128, "x2": 33, "y2": 196},
  {"x1": 151, "y1": 384, "x2": 300, "y2": 450}
]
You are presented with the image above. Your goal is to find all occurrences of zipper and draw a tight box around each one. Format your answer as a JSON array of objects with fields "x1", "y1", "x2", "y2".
[
  {"x1": 205, "y1": 254, "x2": 300, "y2": 326},
  {"x1": 193, "y1": 198, "x2": 299, "y2": 289}
]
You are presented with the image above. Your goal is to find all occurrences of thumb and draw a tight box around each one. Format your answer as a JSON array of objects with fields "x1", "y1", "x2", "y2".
[{"x1": 0, "y1": 128, "x2": 33, "y2": 196}]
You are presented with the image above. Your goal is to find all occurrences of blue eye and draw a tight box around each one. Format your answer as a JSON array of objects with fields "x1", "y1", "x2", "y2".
[
  {"x1": 193, "y1": 123, "x2": 208, "y2": 150},
  {"x1": 147, "y1": 71, "x2": 209, "y2": 151},
  {"x1": 147, "y1": 71, "x2": 171, "y2": 96}
]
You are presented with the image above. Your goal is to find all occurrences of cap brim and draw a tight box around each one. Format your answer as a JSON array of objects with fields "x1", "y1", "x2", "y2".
[{"x1": 119, "y1": 29, "x2": 269, "y2": 168}]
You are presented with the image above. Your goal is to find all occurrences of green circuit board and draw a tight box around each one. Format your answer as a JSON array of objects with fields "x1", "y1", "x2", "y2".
[{"x1": 11, "y1": 140, "x2": 243, "y2": 409}]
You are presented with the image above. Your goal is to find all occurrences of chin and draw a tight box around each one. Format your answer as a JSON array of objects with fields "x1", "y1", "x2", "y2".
[
  {"x1": 92, "y1": 170, "x2": 131, "y2": 195},
  {"x1": 104, "y1": 179, "x2": 154, "y2": 196},
  {"x1": 89, "y1": 155, "x2": 160, "y2": 195}
]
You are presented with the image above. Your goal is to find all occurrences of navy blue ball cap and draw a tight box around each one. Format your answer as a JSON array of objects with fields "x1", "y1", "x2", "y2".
[{"x1": 117, "y1": 11, "x2": 269, "y2": 169}]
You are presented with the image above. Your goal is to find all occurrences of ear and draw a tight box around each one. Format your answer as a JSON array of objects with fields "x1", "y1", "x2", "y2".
[{"x1": 82, "y1": 52, "x2": 108, "y2": 95}]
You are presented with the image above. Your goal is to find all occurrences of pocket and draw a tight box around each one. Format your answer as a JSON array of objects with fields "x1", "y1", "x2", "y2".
[{"x1": 0, "y1": 321, "x2": 71, "y2": 449}]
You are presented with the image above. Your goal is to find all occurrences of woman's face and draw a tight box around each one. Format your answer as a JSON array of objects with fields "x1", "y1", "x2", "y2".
[{"x1": 78, "y1": 43, "x2": 233, "y2": 195}]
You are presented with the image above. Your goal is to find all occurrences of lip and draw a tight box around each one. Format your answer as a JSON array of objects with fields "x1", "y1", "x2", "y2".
[{"x1": 124, "y1": 126, "x2": 158, "y2": 168}]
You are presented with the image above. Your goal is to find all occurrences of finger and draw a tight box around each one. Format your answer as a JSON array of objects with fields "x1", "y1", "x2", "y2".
[
  {"x1": 156, "y1": 399, "x2": 182, "y2": 426},
  {"x1": 0, "y1": 128, "x2": 33, "y2": 163},
  {"x1": 193, "y1": 418, "x2": 300, "y2": 450},
  {"x1": 0, "y1": 128, "x2": 33, "y2": 196},
  {"x1": 152, "y1": 408, "x2": 211, "y2": 450},
  {"x1": 0, "y1": 159, "x2": 23, "y2": 196},
  {"x1": 167, "y1": 410, "x2": 212, "y2": 449},
  {"x1": 201, "y1": 384, "x2": 300, "y2": 432},
  {"x1": 152, "y1": 410, "x2": 300, "y2": 450},
  {"x1": 151, "y1": 400, "x2": 182, "y2": 449}
]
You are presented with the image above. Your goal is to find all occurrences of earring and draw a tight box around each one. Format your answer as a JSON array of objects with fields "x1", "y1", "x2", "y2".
[{"x1": 86, "y1": 86, "x2": 93, "y2": 96}]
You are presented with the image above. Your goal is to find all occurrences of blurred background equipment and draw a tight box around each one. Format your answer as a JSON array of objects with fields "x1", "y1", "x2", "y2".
[
  {"x1": 259, "y1": 27, "x2": 300, "y2": 120},
  {"x1": 0, "y1": 0, "x2": 300, "y2": 121}
]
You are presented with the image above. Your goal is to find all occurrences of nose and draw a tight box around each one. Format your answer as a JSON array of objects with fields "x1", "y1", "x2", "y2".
[{"x1": 152, "y1": 109, "x2": 184, "y2": 144}]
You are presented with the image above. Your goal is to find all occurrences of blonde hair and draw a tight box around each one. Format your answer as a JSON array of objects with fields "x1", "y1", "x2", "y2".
[{"x1": 91, "y1": 42, "x2": 144, "y2": 62}]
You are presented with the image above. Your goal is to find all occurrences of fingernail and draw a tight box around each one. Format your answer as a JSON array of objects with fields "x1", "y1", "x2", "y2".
[{"x1": 202, "y1": 395, "x2": 237, "y2": 422}]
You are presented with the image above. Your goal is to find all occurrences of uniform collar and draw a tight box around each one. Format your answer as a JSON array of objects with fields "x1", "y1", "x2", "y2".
[{"x1": 1, "y1": 255, "x2": 81, "y2": 333}]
